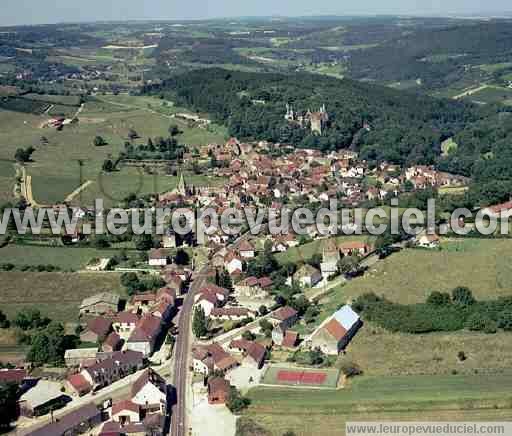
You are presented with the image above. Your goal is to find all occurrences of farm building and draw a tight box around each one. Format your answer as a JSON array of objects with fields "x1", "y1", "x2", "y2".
[
  {"x1": 208, "y1": 377, "x2": 231, "y2": 405},
  {"x1": 24, "y1": 403, "x2": 102, "y2": 436},
  {"x1": 307, "y1": 305, "x2": 363, "y2": 355},
  {"x1": 64, "y1": 348, "x2": 99, "y2": 367},
  {"x1": 19, "y1": 380, "x2": 71, "y2": 417}
]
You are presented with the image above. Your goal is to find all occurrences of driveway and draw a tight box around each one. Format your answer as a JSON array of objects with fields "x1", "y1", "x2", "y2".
[
  {"x1": 190, "y1": 390, "x2": 236, "y2": 436},
  {"x1": 226, "y1": 363, "x2": 266, "y2": 394}
]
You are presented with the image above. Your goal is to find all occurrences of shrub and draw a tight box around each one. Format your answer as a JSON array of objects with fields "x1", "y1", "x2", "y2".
[
  {"x1": 242, "y1": 331, "x2": 256, "y2": 341},
  {"x1": 340, "y1": 361, "x2": 363, "y2": 377},
  {"x1": 465, "y1": 312, "x2": 488, "y2": 331},
  {"x1": 498, "y1": 310, "x2": 512, "y2": 331},
  {"x1": 427, "y1": 291, "x2": 451, "y2": 306},
  {"x1": 452, "y1": 287, "x2": 476, "y2": 306},
  {"x1": 226, "y1": 387, "x2": 250, "y2": 414}
]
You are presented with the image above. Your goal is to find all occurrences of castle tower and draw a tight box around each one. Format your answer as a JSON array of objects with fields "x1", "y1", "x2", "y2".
[{"x1": 285, "y1": 103, "x2": 295, "y2": 121}]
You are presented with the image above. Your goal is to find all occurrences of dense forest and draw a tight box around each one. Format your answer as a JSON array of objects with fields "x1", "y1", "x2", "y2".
[{"x1": 347, "y1": 22, "x2": 512, "y2": 89}]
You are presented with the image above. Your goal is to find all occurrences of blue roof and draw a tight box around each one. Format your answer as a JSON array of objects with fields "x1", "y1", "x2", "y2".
[{"x1": 333, "y1": 305, "x2": 360, "y2": 330}]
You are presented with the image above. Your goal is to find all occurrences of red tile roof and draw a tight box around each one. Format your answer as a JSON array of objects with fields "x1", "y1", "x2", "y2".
[
  {"x1": 246, "y1": 342, "x2": 266, "y2": 366},
  {"x1": 67, "y1": 373, "x2": 91, "y2": 394},
  {"x1": 229, "y1": 339, "x2": 253, "y2": 351},
  {"x1": 131, "y1": 368, "x2": 166, "y2": 397},
  {"x1": 339, "y1": 241, "x2": 370, "y2": 251},
  {"x1": 208, "y1": 377, "x2": 230, "y2": 396},
  {"x1": 258, "y1": 277, "x2": 273, "y2": 288},
  {"x1": 86, "y1": 317, "x2": 112, "y2": 337},
  {"x1": 0, "y1": 368, "x2": 26, "y2": 384},
  {"x1": 272, "y1": 306, "x2": 298, "y2": 321},
  {"x1": 113, "y1": 311, "x2": 139, "y2": 325},
  {"x1": 104, "y1": 332, "x2": 122, "y2": 349},
  {"x1": 282, "y1": 330, "x2": 299, "y2": 348},
  {"x1": 488, "y1": 200, "x2": 512, "y2": 213},
  {"x1": 238, "y1": 240, "x2": 254, "y2": 252},
  {"x1": 324, "y1": 319, "x2": 348, "y2": 341},
  {"x1": 129, "y1": 314, "x2": 161, "y2": 343},
  {"x1": 210, "y1": 307, "x2": 251, "y2": 318},
  {"x1": 112, "y1": 399, "x2": 140, "y2": 416},
  {"x1": 131, "y1": 293, "x2": 157, "y2": 303},
  {"x1": 228, "y1": 340, "x2": 266, "y2": 366},
  {"x1": 148, "y1": 248, "x2": 171, "y2": 260},
  {"x1": 244, "y1": 276, "x2": 259, "y2": 287}
]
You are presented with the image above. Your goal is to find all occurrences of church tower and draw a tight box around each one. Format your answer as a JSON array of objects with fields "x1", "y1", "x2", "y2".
[{"x1": 176, "y1": 171, "x2": 187, "y2": 196}]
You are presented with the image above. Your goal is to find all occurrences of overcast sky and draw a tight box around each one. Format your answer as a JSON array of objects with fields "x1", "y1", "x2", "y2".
[{"x1": 2, "y1": 0, "x2": 511, "y2": 26}]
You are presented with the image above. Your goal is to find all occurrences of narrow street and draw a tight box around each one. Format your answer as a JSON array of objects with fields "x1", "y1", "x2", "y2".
[{"x1": 170, "y1": 266, "x2": 208, "y2": 436}]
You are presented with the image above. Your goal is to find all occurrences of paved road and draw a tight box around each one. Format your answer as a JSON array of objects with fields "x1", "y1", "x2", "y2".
[
  {"x1": 169, "y1": 219, "x2": 274, "y2": 435},
  {"x1": 171, "y1": 266, "x2": 208, "y2": 436}
]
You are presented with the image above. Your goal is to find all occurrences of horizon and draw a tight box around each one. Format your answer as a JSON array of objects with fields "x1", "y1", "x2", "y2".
[{"x1": 2, "y1": 0, "x2": 512, "y2": 27}]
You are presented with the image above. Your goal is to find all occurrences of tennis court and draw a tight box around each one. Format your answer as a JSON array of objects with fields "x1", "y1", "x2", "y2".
[{"x1": 262, "y1": 365, "x2": 340, "y2": 389}]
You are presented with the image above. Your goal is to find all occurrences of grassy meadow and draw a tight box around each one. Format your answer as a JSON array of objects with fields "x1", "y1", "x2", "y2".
[
  {"x1": 287, "y1": 238, "x2": 512, "y2": 379},
  {"x1": 463, "y1": 85, "x2": 512, "y2": 104},
  {"x1": 318, "y1": 238, "x2": 512, "y2": 317},
  {"x1": 0, "y1": 245, "x2": 122, "y2": 270},
  {"x1": 0, "y1": 160, "x2": 15, "y2": 202},
  {"x1": 0, "y1": 271, "x2": 125, "y2": 323},
  {"x1": 244, "y1": 372, "x2": 512, "y2": 435},
  {"x1": 0, "y1": 93, "x2": 228, "y2": 207},
  {"x1": 344, "y1": 324, "x2": 512, "y2": 377}
]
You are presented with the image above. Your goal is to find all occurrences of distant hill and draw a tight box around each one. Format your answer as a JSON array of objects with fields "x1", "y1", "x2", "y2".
[{"x1": 347, "y1": 21, "x2": 512, "y2": 89}]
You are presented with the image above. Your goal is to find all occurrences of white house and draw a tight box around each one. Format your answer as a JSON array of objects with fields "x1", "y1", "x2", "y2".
[
  {"x1": 225, "y1": 253, "x2": 243, "y2": 275},
  {"x1": 148, "y1": 249, "x2": 171, "y2": 267},
  {"x1": 131, "y1": 369, "x2": 167, "y2": 414},
  {"x1": 111, "y1": 400, "x2": 141, "y2": 425},
  {"x1": 293, "y1": 264, "x2": 323, "y2": 288},
  {"x1": 238, "y1": 240, "x2": 255, "y2": 259},
  {"x1": 196, "y1": 293, "x2": 217, "y2": 317},
  {"x1": 192, "y1": 348, "x2": 212, "y2": 375},
  {"x1": 125, "y1": 315, "x2": 162, "y2": 357}
]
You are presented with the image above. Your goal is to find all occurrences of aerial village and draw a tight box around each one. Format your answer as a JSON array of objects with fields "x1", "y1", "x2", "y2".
[{"x1": 0, "y1": 116, "x2": 476, "y2": 436}]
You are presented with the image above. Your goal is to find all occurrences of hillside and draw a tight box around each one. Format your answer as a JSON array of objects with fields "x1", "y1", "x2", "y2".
[
  {"x1": 347, "y1": 21, "x2": 512, "y2": 89},
  {"x1": 149, "y1": 68, "x2": 477, "y2": 165}
]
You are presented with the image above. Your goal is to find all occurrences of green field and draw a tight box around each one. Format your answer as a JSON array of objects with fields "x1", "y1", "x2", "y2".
[
  {"x1": 0, "y1": 93, "x2": 228, "y2": 208},
  {"x1": 0, "y1": 271, "x2": 125, "y2": 323},
  {"x1": 244, "y1": 373, "x2": 512, "y2": 435},
  {"x1": 479, "y1": 62, "x2": 512, "y2": 73},
  {"x1": 24, "y1": 93, "x2": 81, "y2": 106},
  {"x1": 464, "y1": 86, "x2": 512, "y2": 104},
  {"x1": 76, "y1": 170, "x2": 226, "y2": 207},
  {"x1": 300, "y1": 238, "x2": 512, "y2": 377},
  {"x1": 344, "y1": 322, "x2": 512, "y2": 377},
  {"x1": 0, "y1": 245, "x2": 121, "y2": 270},
  {"x1": 319, "y1": 239, "x2": 512, "y2": 318},
  {"x1": 0, "y1": 160, "x2": 15, "y2": 202}
]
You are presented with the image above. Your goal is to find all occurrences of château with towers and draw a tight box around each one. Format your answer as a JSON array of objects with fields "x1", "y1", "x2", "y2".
[{"x1": 285, "y1": 103, "x2": 330, "y2": 135}]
